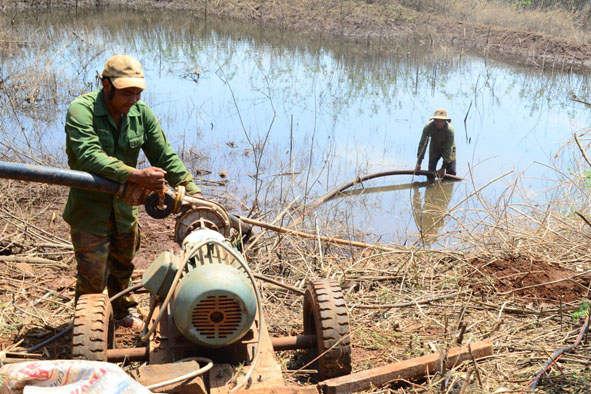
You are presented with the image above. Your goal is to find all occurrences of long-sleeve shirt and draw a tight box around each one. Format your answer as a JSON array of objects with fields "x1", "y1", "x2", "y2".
[
  {"x1": 63, "y1": 88, "x2": 200, "y2": 235},
  {"x1": 416, "y1": 121, "x2": 456, "y2": 164}
]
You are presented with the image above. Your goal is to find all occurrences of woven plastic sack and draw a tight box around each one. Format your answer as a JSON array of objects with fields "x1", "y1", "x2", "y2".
[{"x1": 0, "y1": 360, "x2": 150, "y2": 394}]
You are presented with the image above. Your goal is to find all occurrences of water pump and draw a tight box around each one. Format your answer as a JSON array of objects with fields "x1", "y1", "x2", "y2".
[{"x1": 142, "y1": 205, "x2": 257, "y2": 348}]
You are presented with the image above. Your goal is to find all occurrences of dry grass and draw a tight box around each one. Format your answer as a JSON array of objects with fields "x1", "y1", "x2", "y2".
[
  {"x1": 0, "y1": 182, "x2": 74, "y2": 359},
  {"x1": 447, "y1": 0, "x2": 589, "y2": 45},
  {"x1": 397, "y1": 0, "x2": 590, "y2": 44}
]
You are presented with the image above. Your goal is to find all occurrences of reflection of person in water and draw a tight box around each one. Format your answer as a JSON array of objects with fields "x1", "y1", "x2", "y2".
[{"x1": 412, "y1": 181, "x2": 454, "y2": 246}]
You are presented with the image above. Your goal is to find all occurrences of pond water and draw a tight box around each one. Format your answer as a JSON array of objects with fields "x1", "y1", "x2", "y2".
[{"x1": 1, "y1": 7, "x2": 590, "y2": 247}]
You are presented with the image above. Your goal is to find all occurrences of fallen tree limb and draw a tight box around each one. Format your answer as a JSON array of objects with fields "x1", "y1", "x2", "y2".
[
  {"x1": 0, "y1": 255, "x2": 68, "y2": 268},
  {"x1": 0, "y1": 207, "x2": 70, "y2": 245},
  {"x1": 472, "y1": 300, "x2": 578, "y2": 315},
  {"x1": 253, "y1": 273, "x2": 305, "y2": 296},
  {"x1": 353, "y1": 291, "x2": 460, "y2": 309},
  {"x1": 236, "y1": 216, "x2": 402, "y2": 252}
]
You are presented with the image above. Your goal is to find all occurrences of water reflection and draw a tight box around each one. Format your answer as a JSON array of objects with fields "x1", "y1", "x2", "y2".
[{"x1": 412, "y1": 181, "x2": 455, "y2": 247}]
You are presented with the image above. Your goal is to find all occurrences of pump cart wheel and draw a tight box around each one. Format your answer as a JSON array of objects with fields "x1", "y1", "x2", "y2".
[
  {"x1": 303, "y1": 280, "x2": 352, "y2": 380},
  {"x1": 72, "y1": 293, "x2": 114, "y2": 361}
]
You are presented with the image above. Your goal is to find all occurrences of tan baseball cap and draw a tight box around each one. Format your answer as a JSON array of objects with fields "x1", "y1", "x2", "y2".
[
  {"x1": 429, "y1": 108, "x2": 451, "y2": 122},
  {"x1": 102, "y1": 54, "x2": 146, "y2": 90}
]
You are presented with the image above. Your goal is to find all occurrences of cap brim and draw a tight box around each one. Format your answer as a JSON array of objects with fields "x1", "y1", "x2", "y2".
[{"x1": 111, "y1": 77, "x2": 146, "y2": 90}]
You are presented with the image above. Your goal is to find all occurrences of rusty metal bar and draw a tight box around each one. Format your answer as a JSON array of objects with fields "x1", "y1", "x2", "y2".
[
  {"x1": 271, "y1": 335, "x2": 316, "y2": 351},
  {"x1": 106, "y1": 335, "x2": 313, "y2": 363},
  {"x1": 105, "y1": 335, "x2": 315, "y2": 362},
  {"x1": 107, "y1": 347, "x2": 148, "y2": 362}
]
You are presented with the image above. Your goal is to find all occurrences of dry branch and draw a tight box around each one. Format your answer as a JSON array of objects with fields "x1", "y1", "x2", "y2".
[
  {"x1": 574, "y1": 133, "x2": 591, "y2": 167},
  {"x1": 354, "y1": 291, "x2": 460, "y2": 309},
  {"x1": 237, "y1": 215, "x2": 402, "y2": 252}
]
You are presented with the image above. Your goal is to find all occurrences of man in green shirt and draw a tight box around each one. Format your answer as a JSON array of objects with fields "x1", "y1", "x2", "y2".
[
  {"x1": 63, "y1": 54, "x2": 200, "y2": 328},
  {"x1": 415, "y1": 108, "x2": 457, "y2": 179}
]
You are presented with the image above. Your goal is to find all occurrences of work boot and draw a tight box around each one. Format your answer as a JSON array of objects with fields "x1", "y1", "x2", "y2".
[{"x1": 114, "y1": 308, "x2": 144, "y2": 331}]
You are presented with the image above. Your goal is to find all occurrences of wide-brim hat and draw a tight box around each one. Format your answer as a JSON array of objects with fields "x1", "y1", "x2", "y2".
[
  {"x1": 102, "y1": 54, "x2": 146, "y2": 90},
  {"x1": 429, "y1": 108, "x2": 451, "y2": 122}
]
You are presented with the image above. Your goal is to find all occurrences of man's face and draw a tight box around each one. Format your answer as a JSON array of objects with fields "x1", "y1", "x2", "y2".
[
  {"x1": 434, "y1": 119, "x2": 446, "y2": 129},
  {"x1": 103, "y1": 80, "x2": 142, "y2": 115}
]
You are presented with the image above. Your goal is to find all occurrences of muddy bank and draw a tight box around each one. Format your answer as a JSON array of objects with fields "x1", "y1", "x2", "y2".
[{"x1": 3, "y1": 0, "x2": 591, "y2": 71}]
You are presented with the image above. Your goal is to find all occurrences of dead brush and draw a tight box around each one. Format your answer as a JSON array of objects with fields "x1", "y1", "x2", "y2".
[
  {"x1": 446, "y1": 0, "x2": 587, "y2": 44},
  {"x1": 0, "y1": 180, "x2": 74, "y2": 359},
  {"x1": 394, "y1": 0, "x2": 590, "y2": 46}
]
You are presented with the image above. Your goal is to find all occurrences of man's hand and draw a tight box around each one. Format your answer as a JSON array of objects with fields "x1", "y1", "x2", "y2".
[
  {"x1": 436, "y1": 167, "x2": 446, "y2": 179},
  {"x1": 128, "y1": 167, "x2": 167, "y2": 191},
  {"x1": 415, "y1": 161, "x2": 422, "y2": 172}
]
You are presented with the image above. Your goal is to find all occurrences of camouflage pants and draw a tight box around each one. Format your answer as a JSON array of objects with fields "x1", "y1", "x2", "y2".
[{"x1": 71, "y1": 219, "x2": 140, "y2": 319}]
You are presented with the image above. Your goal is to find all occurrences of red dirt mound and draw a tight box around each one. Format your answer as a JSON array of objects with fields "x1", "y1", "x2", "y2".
[{"x1": 468, "y1": 257, "x2": 589, "y2": 305}]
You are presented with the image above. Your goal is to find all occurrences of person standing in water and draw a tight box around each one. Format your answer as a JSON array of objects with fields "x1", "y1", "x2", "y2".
[{"x1": 415, "y1": 108, "x2": 456, "y2": 179}]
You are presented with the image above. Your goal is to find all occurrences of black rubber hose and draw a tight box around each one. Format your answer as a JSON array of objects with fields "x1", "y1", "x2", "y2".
[
  {"x1": 0, "y1": 161, "x2": 121, "y2": 194},
  {"x1": 528, "y1": 312, "x2": 591, "y2": 390},
  {"x1": 292, "y1": 169, "x2": 463, "y2": 225}
]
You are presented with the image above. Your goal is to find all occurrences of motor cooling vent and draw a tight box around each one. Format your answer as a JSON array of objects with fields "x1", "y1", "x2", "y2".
[
  {"x1": 192, "y1": 295, "x2": 243, "y2": 339},
  {"x1": 172, "y1": 260, "x2": 256, "y2": 347}
]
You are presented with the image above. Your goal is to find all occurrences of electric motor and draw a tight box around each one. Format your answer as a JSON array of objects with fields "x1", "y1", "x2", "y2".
[{"x1": 142, "y1": 226, "x2": 257, "y2": 347}]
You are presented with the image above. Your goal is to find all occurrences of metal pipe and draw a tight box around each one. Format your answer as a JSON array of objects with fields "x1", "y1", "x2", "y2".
[
  {"x1": 105, "y1": 335, "x2": 315, "y2": 362},
  {"x1": 107, "y1": 347, "x2": 148, "y2": 362},
  {"x1": 105, "y1": 335, "x2": 315, "y2": 363},
  {"x1": 271, "y1": 335, "x2": 317, "y2": 351},
  {"x1": 0, "y1": 161, "x2": 121, "y2": 194}
]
